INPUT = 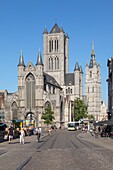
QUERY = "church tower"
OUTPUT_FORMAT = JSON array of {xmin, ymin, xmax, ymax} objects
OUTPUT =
[
  {"xmin": 43, "ymin": 23, "xmax": 69, "ymax": 86},
  {"xmin": 85, "ymin": 42, "xmax": 101, "ymax": 121}
]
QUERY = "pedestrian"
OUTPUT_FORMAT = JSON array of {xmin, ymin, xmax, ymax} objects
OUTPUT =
[
  {"xmin": 48, "ymin": 127, "xmax": 52, "ymax": 136},
  {"xmin": 20, "ymin": 128, "xmax": 25, "ymax": 144},
  {"xmin": 8, "ymin": 126, "xmax": 14, "ymax": 144},
  {"xmin": 36, "ymin": 127, "xmax": 42, "ymax": 142}
]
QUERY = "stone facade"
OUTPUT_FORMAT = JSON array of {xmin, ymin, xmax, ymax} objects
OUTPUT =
[
  {"xmin": 85, "ymin": 42, "xmax": 102, "ymax": 121},
  {"xmin": 107, "ymin": 57, "xmax": 113, "ymax": 120},
  {"xmin": 0, "ymin": 23, "xmax": 83, "ymax": 128},
  {"xmin": 1, "ymin": 24, "xmax": 107, "ymax": 126}
]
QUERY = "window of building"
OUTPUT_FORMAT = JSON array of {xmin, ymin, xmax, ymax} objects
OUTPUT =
[
  {"xmin": 90, "ymin": 71, "xmax": 92, "ymax": 78},
  {"xmin": 49, "ymin": 57, "xmax": 53, "ymax": 70},
  {"xmin": 26, "ymin": 73, "xmax": 35, "ymax": 109},
  {"xmin": 12, "ymin": 102, "xmax": 18, "ymax": 120},
  {"xmin": 53, "ymin": 87, "xmax": 55, "ymax": 94},
  {"xmin": 71, "ymin": 89, "xmax": 72, "ymax": 93},
  {"xmin": 57, "ymin": 57, "xmax": 59, "ymax": 69},
  {"xmin": 52, "ymin": 40, "xmax": 53, "ymax": 51},
  {"xmin": 55, "ymin": 57, "xmax": 59, "ymax": 70},
  {"xmin": 55, "ymin": 39, "xmax": 56, "ymax": 51},
  {"xmin": 57, "ymin": 39, "xmax": 58, "ymax": 51},
  {"xmin": 51, "ymin": 58, "xmax": 53, "ymax": 70},
  {"xmin": 88, "ymin": 87, "xmax": 89, "ymax": 93},
  {"xmin": 55, "ymin": 58, "xmax": 56, "ymax": 70},
  {"xmin": 49, "ymin": 40, "xmax": 51, "ymax": 52},
  {"xmin": 68, "ymin": 87, "xmax": 70, "ymax": 93},
  {"xmin": 49, "ymin": 58, "xmax": 51, "ymax": 70}
]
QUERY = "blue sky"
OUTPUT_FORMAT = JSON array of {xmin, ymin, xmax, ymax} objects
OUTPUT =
[{"xmin": 0, "ymin": 0, "xmax": 113, "ymax": 105}]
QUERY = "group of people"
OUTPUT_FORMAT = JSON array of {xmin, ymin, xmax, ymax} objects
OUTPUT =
[
  {"xmin": 4, "ymin": 126, "xmax": 25, "ymax": 144},
  {"xmin": 4, "ymin": 125, "xmax": 42, "ymax": 144}
]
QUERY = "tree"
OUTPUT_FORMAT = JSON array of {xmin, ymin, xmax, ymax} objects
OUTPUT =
[
  {"xmin": 74, "ymin": 98, "xmax": 88, "ymax": 121},
  {"xmin": 41, "ymin": 104, "xmax": 55, "ymax": 126},
  {"xmin": 87, "ymin": 114, "xmax": 95, "ymax": 120}
]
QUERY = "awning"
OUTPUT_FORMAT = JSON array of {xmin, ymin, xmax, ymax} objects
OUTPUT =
[
  {"xmin": 12, "ymin": 120, "xmax": 23, "ymax": 123},
  {"xmin": 94, "ymin": 120, "xmax": 113, "ymax": 126}
]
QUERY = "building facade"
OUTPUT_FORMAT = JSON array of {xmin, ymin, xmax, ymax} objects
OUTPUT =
[
  {"xmin": 0, "ymin": 23, "xmax": 107, "ymax": 126},
  {"xmin": 1, "ymin": 23, "xmax": 83, "ymax": 128},
  {"xmin": 107, "ymin": 57, "xmax": 113, "ymax": 120},
  {"xmin": 85, "ymin": 42, "xmax": 102, "ymax": 121}
]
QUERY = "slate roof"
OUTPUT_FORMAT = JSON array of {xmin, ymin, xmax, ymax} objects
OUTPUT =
[
  {"xmin": 36, "ymin": 51, "xmax": 43, "ymax": 65},
  {"xmin": 65, "ymin": 73, "xmax": 74, "ymax": 86},
  {"xmin": 44, "ymin": 72, "xmax": 61, "ymax": 88},
  {"xmin": 18, "ymin": 51, "xmax": 25, "ymax": 67},
  {"xmin": 50, "ymin": 23, "xmax": 60, "ymax": 33},
  {"xmin": 74, "ymin": 61, "xmax": 80, "ymax": 71}
]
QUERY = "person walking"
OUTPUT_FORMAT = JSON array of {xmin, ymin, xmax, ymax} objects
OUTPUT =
[
  {"xmin": 20, "ymin": 128, "xmax": 25, "ymax": 144},
  {"xmin": 36, "ymin": 127, "xmax": 42, "ymax": 142},
  {"xmin": 8, "ymin": 126, "xmax": 14, "ymax": 144}
]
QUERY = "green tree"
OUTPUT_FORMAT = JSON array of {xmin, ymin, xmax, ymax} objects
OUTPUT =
[
  {"xmin": 41, "ymin": 104, "xmax": 55, "ymax": 126},
  {"xmin": 87, "ymin": 114, "xmax": 95, "ymax": 120},
  {"xmin": 74, "ymin": 98, "xmax": 88, "ymax": 121}
]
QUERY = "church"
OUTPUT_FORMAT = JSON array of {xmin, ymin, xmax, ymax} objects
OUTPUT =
[{"xmin": 0, "ymin": 23, "xmax": 104, "ymax": 127}]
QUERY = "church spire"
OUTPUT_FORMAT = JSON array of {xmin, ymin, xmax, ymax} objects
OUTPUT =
[
  {"xmin": 74, "ymin": 61, "xmax": 80, "ymax": 71},
  {"xmin": 18, "ymin": 50, "xmax": 25, "ymax": 67},
  {"xmin": 36, "ymin": 50, "xmax": 43, "ymax": 66},
  {"xmin": 91, "ymin": 40, "xmax": 95, "ymax": 56},
  {"xmin": 89, "ymin": 41, "xmax": 96, "ymax": 68}
]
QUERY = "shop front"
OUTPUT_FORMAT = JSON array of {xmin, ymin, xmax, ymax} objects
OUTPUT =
[{"xmin": 12, "ymin": 119, "xmax": 23, "ymax": 129}]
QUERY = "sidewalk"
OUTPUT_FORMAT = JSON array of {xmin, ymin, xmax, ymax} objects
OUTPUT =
[
  {"xmin": 78, "ymin": 131, "xmax": 113, "ymax": 150},
  {"xmin": 0, "ymin": 131, "xmax": 49, "ymax": 170},
  {"xmin": 0, "ymin": 130, "xmax": 48, "ymax": 148}
]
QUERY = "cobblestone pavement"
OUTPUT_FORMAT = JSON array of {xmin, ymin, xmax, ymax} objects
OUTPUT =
[
  {"xmin": 0, "ymin": 131, "xmax": 48, "ymax": 170},
  {"xmin": 78, "ymin": 131, "xmax": 113, "ymax": 150},
  {"xmin": 0, "ymin": 130, "xmax": 113, "ymax": 170}
]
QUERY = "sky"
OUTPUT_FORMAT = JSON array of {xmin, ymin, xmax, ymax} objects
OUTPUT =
[{"xmin": 0, "ymin": 0, "xmax": 113, "ymax": 105}]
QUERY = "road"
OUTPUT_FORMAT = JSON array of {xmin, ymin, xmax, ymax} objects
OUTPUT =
[{"xmin": 0, "ymin": 130, "xmax": 113, "ymax": 170}]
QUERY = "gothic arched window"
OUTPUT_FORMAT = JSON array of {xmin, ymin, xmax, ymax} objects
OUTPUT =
[
  {"xmin": 90, "ymin": 71, "xmax": 92, "ymax": 78},
  {"xmin": 26, "ymin": 73, "xmax": 35, "ymax": 109},
  {"xmin": 55, "ymin": 58, "xmax": 56, "ymax": 70},
  {"xmin": 55, "ymin": 39, "xmax": 56, "ymax": 51},
  {"xmin": 49, "ymin": 58, "xmax": 51, "ymax": 70},
  {"xmin": 55, "ymin": 57, "xmax": 59, "ymax": 70},
  {"xmin": 49, "ymin": 40, "xmax": 51, "ymax": 52},
  {"xmin": 57, "ymin": 57, "xmax": 59, "ymax": 69},
  {"xmin": 52, "ymin": 40, "xmax": 53, "ymax": 51},
  {"xmin": 45, "ymin": 101, "xmax": 51, "ymax": 109},
  {"xmin": 51, "ymin": 58, "xmax": 53, "ymax": 70},
  {"xmin": 12, "ymin": 102, "xmax": 17, "ymax": 120},
  {"xmin": 57, "ymin": 39, "xmax": 58, "ymax": 51}
]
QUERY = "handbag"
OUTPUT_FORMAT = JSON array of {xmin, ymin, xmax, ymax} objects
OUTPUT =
[{"xmin": 4, "ymin": 135, "xmax": 8, "ymax": 140}]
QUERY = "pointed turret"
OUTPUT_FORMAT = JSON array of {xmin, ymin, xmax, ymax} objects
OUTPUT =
[
  {"xmin": 65, "ymin": 32, "xmax": 69, "ymax": 39},
  {"xmin": 89, "ymin": 41, "xmax": 97, "ymax": 68},
  {"xmin": 36, "ymin": 50, "xmax": 43, "ymax": 66},
  {"xmin": 74, "ymin": 61, "xmax": 80, "ymax": 71},
  {"xmin": 60, "ymin": 26, "xmax": 64, "ymax": 33},
  {"xmin": 43, "ymin": 26, "xmax": 48, "ymax": 34},
  {"xmin": 18, "ymin": 50, "xmax": 25, "ymax": 67},
  {"xmin": 80, "ymin": 65, "xmax": 83, "ymax": 74}
]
